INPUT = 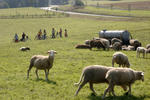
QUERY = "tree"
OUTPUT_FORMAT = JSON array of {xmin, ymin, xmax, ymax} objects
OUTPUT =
[{"xmin": 73, "ymin": 0, "xmax": 84, "ymax": 7}]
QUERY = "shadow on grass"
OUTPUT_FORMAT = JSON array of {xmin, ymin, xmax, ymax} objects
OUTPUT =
[
  {"xmin": 36, "ymin": 78, "xmax": 57, "ymax": 85},
  {"xmin": 87, "ymin": 93, "xmax": 150, "ymax": 100}
]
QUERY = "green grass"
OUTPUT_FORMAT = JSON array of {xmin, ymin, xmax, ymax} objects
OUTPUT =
[
  {"xmin": 82, "ymin": 0, "xmax": 150, "ymax": 5},
  {"xmin": 0, "ymin": 8, "xmax": 150, "ymax": 100},
  {"xmin": 59, "ymin": 5, "xmax": 150, "ymax": 18},
  {"xmin": 0, "ymin": 7, "xmax": 50, "ymax": 16}
]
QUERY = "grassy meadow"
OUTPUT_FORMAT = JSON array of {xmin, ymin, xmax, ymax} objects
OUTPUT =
[
  {"xmin": 0, "ymin": 7, "xmax": 150, "ymax": 100},
  {"xmin": 82, "ymin": 0, "xmax": 150, "ymax": 5}
]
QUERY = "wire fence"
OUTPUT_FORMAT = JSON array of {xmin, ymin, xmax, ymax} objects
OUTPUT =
[{"xmin": 0, "ymin": 12, "xmax": 70, "ymax": 19}]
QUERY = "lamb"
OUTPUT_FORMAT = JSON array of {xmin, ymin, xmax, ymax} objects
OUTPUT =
[
  {"xmin": 102, "ymin": 68, "xmax": 144, "ymax": 100},
  {"xmin": 75, "ymin": 44, "xmax": 91, "ymax": 50},
  {"xmin": 111, "ymin": 38, "xmax": 122, "ymax": 45},
  {"xmin": 112, "ymin": 52, "xmax": 130, "ymax": 67},
  {"xmin": 112, "ymin": 42, "xmax": 122, "ymax": 51},
  {"xmin": 130, "ymin": 39, "xmax": 142, "ymax": 50},
  {"xmin": 146, "ymin": 44, "xmax": 150, "ymax": 49},
  {"xmin": 27, "ymin": 50, "xmax": 57, "ymax": 81},
  {"xmin": 89, "ymin": 40, "xmax": 105, "ymax": 50},
  {"xmin": 74, "ymin": 65, "xmax": 127, "ymax": 96},
  {"xmin": 136, "ymin": 47, "xmax": 146, "ymax": 58},
  {"xmin": 20, "ymin": 47, "xmax": 30, "ymax": 51}
]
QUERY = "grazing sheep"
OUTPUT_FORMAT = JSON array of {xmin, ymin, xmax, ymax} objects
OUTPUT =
[
  {"xmin": 75, "ymin": 44, "xmax": 91, "ymax": 50},
  {"xmin": 102, "ymin": 68, "xmax": 144, "ymax": 99},
  {"xmin": 130, "ymin": 39, "xmax": 141, "ymax": 50},
  {"xmin": 89, "ymin": 40, "xmax": 105, "ymax": 50},
  {"xmin": 20, "ymin": 47, "xmax": 30, "ymax": 51},
  {"xmin": 146, "ymin": 44, "xmax": 150, "ymax": 49},
  {"xmin": 111, "ymin": 38, "xmax": 122, "ymax": 45},
  {"xmin": 136, "ymin": 47, "xmax": 146, "ymax": 58},
  {"xmin": 112, "ymin": 52, "xmax": 130, "ymax": 67},
  {"xmin": 27, "ymin": 50, "xmax": 57, "ymax": 81},
  {"xmin": 74, "ymin": 65, "xmax": 127, "ymax": 96},
  {"xmin": 74, "ymin": 65, "xmax": 113, "ymax": 96},
  {"xmin": 112, "ymin": 42, "xmax": 122, "ymax": 51}
]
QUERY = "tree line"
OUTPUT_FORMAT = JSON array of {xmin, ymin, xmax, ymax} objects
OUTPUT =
[{"xmin": 0, "ymin": 0, "xmax": 69, "ymax": 9}]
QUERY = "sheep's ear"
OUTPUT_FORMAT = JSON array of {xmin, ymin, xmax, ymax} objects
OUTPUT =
[
  {"xmin": 54, "ymin": 51, "xmax": 57, "ymax": 54},
  {"xmin": 141, "ymin": 72, "xmax": 144, "ymax": 76}
]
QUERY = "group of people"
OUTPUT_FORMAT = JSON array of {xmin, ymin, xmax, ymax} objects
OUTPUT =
[
  {"xmin": 14, "ymin": 32, "xmax": 29, "ymax": 42},
  {"xmin": 13, "ymin": 28, "xmax": 68, "ymax": 42},
  {"xmin": 36, "ymin": 28, "xmax": 68, "ymax": 40}
]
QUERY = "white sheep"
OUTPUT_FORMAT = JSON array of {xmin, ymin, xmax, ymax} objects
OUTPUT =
[
  {"xmin": 136, "ymin": 47, "xmax": 146, "ymax": 58},
  {"xmin": 112, "ymin": 52, "xmax": 130, "ymax": 67},
  {"xmin": 74, "ymin": 65, "xmax": 126, "ymax": 96},
  {"xmin": 102, "ymin": 68, "xmax": 144, "ymax": 99},
  {"xmin": 27, "ymin": 50, "xmax": 57, "ymax": 81}
]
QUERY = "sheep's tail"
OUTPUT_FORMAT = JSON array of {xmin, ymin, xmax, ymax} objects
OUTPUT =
[{"xmin": 74, "ymin": 71, "xmax": 84, "ymax": 86}]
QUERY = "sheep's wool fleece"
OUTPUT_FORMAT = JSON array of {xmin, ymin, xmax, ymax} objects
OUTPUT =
[{"xmin": 106, "ymin": 68, "xmax": 136, "ymax": 85}]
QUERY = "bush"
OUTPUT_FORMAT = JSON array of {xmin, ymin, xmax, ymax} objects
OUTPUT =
[{"xmin": 73, "ymin": 0, "xmax": 84, "ymax": 7}]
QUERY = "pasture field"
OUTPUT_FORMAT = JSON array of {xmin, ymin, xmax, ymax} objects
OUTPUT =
[
  {"xmin": 0, "ymin": 8, "xmax": 150, "ymax": 100},
  {"xmin": 82, "ymin": 0, "xmax": 150, "ymax": 5},
  {"xmin": 59, "ymin": 5, "xmax": 150, "ymax": 18}
]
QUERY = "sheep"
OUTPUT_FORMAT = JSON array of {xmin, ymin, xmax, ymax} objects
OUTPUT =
[
  {"xmin": 112, "ymin": 42, "xmax": 122, "ymax": 51},
  {"xmin": 100, "ymin": 38, "xmax": 110, "ymax": 51},
  {"xmin": 74, "ymin": 65, "xmax": 127, "ymax": 96},
  {"xmin": 130, "ymin": 39, "xmax": 141, "ymax": 50},
  {"xmin": 146, "ymin": 44, "xmax": 150, "ymax": 49},
  {"xmin": 20, "ymin": 47, "xmax": 30, "ymax": 51},
  {"xmin": 112, "ymin": 52, "xmax": 130, "ymax": 67},
  {"xmin": 111, "ymin": 38, "xmax": 122, "ymax": 45},
  {"xmin": 74, "ymin": 65, "xmax": 113, "ymax": 96},
  {"xmin": 93, "ymin": 37, "xmax": 110, "ymax": 50},
  {"xmin": 122, "ymin": 45, "xmax": 135, "ymax": 51},
  {"xmin": 136, "ymin": 47, "xmax": 146, "ymax": 58},
  {"xmin": 27, "ymin": 50, "xmax": 57, "ymax": 81},
  {"xmin": 102, "ymin": 68, "xmax": 144, "ymax": 100},
  {"xmin": 75, "ymin": 44, "xmax": 91, "ymax": 50},
  {"xmin": 85, "ymin": 40, "xmax": 90, "ymax": 45},
  {"xmin": 89, "ymin": 40, "xmax": 105, "ymax": 50}
]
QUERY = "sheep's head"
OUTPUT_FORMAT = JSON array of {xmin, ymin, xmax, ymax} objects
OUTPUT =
[
  {"xmin": 126, "ymin": 62, "xmax": 130, "ymax": 68},
  {"xmin": 48, "ymin": 50, "xmax": 57, "ymax": 57},
  {"xmin": 136, "ymin": 71, "xmax": 144, "ymax": 82}
]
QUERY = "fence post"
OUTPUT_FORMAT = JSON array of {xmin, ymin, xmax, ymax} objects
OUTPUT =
[
  {"xmin": 128, "ymin": 4, "xmax": 131, "ymax": 11},
  {"xmin": 110, "ymin": 4, "xmax": 113, "ymax": 10}
]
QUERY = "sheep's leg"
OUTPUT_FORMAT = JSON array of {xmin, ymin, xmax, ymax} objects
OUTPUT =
[
  {"xmin": 27, "ymin": 64, "xmax": 33, "ymax": 79},
  {"xmin": 111, "ymin": 85, "xmax": 116, "ymax": 96},
  {"xmin": 75, "ymin": 80, "xmax": 87, "ymax": 96},
  {"xmin": 35, "ymin": 69, "xmax": 39, "ymax": 79},
  {"xmin": 127, "ymin": 84, "xmax": 131, "ymax": 95},
  {"xmin": 89, "ymin": 82, "xmax": 97, "ymax": 95},
  {"xmin": 112, "ymin": 58, "xmax": 114, "ymax": 67},
  {"xmin": 44, "ymin": 69, "xmax": 49, "ymax": 81},
  {"xmin": 102, "ymin": 83, "xmax": 113, "ymax": 100}
]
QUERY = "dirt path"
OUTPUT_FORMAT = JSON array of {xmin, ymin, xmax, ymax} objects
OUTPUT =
[{"xmin": 41, "ymin": 5, "xmax": 130, "ymax": 18}]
